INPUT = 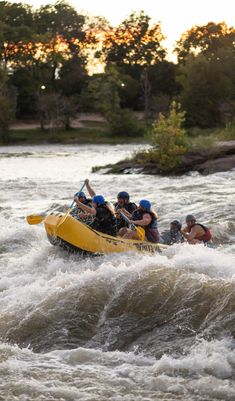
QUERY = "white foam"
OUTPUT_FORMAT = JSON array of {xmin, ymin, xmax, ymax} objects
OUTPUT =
[
  {"xmin": 1, "ymin": 337, "xmax": 234, "ymax": 400},
  {"xmin": 163, "ymin": 243, "xmax": 235, "ymax": 279}
]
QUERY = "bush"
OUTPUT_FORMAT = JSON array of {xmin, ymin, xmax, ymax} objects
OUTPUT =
[
  {"xmin": 108, "ymin": 109, "xmax": 146, "ymax": 137},
  {"xmin": 147, "ymin": 101, "xmax": 189, "ymax": 170}
]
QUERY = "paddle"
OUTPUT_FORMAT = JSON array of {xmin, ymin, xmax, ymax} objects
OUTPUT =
[
  {"xmin": 26, "ymin": 183, "xmax": 86, "ymax": 226},
  {"xmin": 119, "ymin": 210, "xmax": 145, "ymax": 241},
  {"xmin": 55, "ymin": 183, "xmax": 86, "ymax": 230},
  {"xmin": 26, "ymin": 212, "xmax": 47, "ymax": 225}
]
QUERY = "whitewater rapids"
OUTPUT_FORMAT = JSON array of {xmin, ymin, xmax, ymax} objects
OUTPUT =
[{"xmin": 0, "ymin": 144, "xmax": 235, "ymax": 401}]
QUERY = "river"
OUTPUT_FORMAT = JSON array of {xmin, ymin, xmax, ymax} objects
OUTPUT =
[{"xmin": 0, "ymin": 144, "xmax": 235, "ymax": 401}]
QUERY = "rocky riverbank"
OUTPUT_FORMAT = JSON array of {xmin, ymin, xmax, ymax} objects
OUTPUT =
[{"xmin": 93, "ymin": 141, "xmax": 235, "ymax": 175}]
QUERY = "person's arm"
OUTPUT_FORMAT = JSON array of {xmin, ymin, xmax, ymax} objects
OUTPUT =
[
  {"xmin": 129, "ymin": 213, "xmax": 151, "ymax": 227},
  {"xmin": 117, "ymin": 208, "xmax": 132, "ymax": 218},
  {"xmin": 84, "ymin": 179, "xmax": 96, "ymax": 197},
  {"xmin": 181, "ymin": 226, "xmax": 197, "ymax": 241},
  {"xmin": 74, "ymin": 199, "xmax": 96, "ymax": 215}
]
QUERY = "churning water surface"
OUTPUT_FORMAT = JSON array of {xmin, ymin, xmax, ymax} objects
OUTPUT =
[{"xmin": 0, "ymin": 144, "xmax": 235, "ymax": 401}]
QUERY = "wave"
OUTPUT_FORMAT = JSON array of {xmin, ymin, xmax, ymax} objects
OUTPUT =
[
  {"xmin": 0, "ymin": 244, "xmax": 234, "ymax": 354},
  {"xmin": 0, "ymin": 337, "xmax": 234, "ymax": 401}
]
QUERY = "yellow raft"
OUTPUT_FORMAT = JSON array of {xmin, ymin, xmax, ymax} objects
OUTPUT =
[{"xmin": 44, "ymin": 212, "xmax": 167, "ymax": 255}]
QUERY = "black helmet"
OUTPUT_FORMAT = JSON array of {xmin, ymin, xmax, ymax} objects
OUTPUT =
[
  {"xmin": 117, "ymin": 191, "xmax": 130, "ymax": 200},
  {"xmin": 186, "ymin": 214, "xmax": 196, "ymax": 222},
  {"xmin": 171, "ymin": 220, "xmax": 182, "ymax": 230}
]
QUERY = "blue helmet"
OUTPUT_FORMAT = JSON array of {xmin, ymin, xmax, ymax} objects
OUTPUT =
[
  {"xmin": 139, "ymin": 199, "xmax": 151, "ymax": 211},
  {"xmin": 92, "ymin": 195, "xmax": 105, "ymax": 205},
  {"xmin": 117, "ymin": 191, "xmax": 130, "ymax": 200},
  {"xmin": 75, "ymin": 191, "xmax": 86, "ymax": 198}
]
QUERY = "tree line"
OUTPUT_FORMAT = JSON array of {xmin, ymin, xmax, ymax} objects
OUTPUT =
[{"xmin": 0, "ymin": 0, "xmax": 235, "ymax": 141}]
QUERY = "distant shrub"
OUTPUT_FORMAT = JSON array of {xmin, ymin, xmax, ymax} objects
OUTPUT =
[
  {"xmin": 108, "ymin": 109, "xmax": 146, "ymax": 137},
  {"xmin": 188, "ymin": 120, "xmax": 235, "ymax": 144},
  {"xmin": 190, "ymin": 135, "xmax": 216, "ymax": 152},
  {"xmin": 224, "ymin": 120, "xmax": 235, "ymax": 140},
  {"xmin": 146, "ymin": 101, "xmax": 189, "ymax": 171}
]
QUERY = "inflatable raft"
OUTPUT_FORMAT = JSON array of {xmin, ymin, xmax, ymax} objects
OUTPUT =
[{"xmin": 44, "ymin": 212, "xmax": 167, "ymax": 255}]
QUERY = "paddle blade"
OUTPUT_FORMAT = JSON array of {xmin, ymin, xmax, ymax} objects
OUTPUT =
[{"xmin": 26, "ymin": 214, "xmax": 46, "ymax": 225}]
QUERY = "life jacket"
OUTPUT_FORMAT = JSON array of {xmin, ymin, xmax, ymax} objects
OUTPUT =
[
  {"xmin": 192, "ymin": 223, "xmax": 212, "ymax": 243},
  {"xmin": 132, "ymin": 209, "xmax": 159, "ymax": 243},
  {"xmin": 84, "ymin": 198, "xmax": 92, "ymax": 206},
  {"xmin": 90, "ymin": 203, "xmax": 117, "ymax": 237},
  {"xmin": 115, "ymin": 202, "xmax": 137, "ymax": 229},
  {"xmin": 71, "ymin": 199, "xmax": 92, "ymax": 217},
  {"xmin": 115, "ymin": 202, "xmax": 137, "ymax": 213}
]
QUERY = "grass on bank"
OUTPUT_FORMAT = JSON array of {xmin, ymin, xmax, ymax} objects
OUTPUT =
[
  {"xmin": 1, "ymin": 119, "xmax": 235, "ymax": 148},
  {"xmin": 188, "ymin": 125, "xmax": 235, "ymax": 151},
  {"xmin": 1, "ymin": 122, "xmax": 147, "ymax": 145}
]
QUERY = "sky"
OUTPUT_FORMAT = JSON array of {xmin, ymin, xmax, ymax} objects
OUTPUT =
[{"xmin": 11, "ymin": 0, "xmax": 235, "ymax": 59}]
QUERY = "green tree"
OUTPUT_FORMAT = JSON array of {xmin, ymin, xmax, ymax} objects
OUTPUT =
[
  {"xmin": 9, "ymin": 68, "xmax": 39, "ymax": 117},
  {"xmin": 82, "ymin": 65, "xmax": 122, "ymax": 115},
  {"xmin": 34, "ymin": 0, "xmax": 85, "ymax": 44},
  {"xmin": 175, "ymin": 22, "xmax": 235, "ymax": 126},
  {"xmin": 37, "ymin": 92, "xmax": 77, "ymax": 131},
  {"xmin": 0, "ymin": 93, "xmax": 16, "ymax": 142},
  {"xmin": 108, "ymin": 108, "xmax": 146, "ymax": 137},
  {"xmin": 147, "ymin": 61, "xmax": 181, "ymax": 97},
  {"xmin": 80, "ymin": 69, "xmax": 139, "ymax": 113},
  {"xmin": 100, "ymin": 61, "xmax": 179, "ymax": 114},
  {"xmin": 102, "ymin": 11, "xmax": 166, "ymax": 66},
  {"xmin": 34, "ymin": 0, "xmax": 87, "ymax": 80},
  {"xmin": 58, "ymin": 56, "xmax": 88, "ymax": 97},
  {"xmin": 0, "ymin": 68, "xmax": 16, "ymax": 142},
  {"xmin": 0, "ymin": 1, "xmax": 34, "ymax": 67},
  {"xmin": 148, "ymin": 102, "xmax": 188, "ymax": 171},
  {"xmin": 175, "ymin": 22, "xmax": 235, "ymax": 63},
  {"xmin": 97, "ymin": 12, "xmax": 172, "ymax": 114},
  {"xmin": 0, "ymin": 1, "xmax": 88, "ymax": 117},
  {"xmin": 177, "ymin": 52, "xmax": 235, "ymax": 127}
]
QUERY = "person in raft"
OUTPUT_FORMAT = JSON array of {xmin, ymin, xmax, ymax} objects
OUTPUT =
[
  {"xmin": 70, "ymin": 191, "xmax": 92, "ymax": 219},
  {"xmin": 84, "ymin": 178, "xmax": 137, "ymax": 230},
  {"xmin": 74, "ymin": 194, "xmax": 117, "ymax": 237},
  {"xmin": 181, "ymin": 214, "xmax": 212, "ymax": 244},
  {"xmin": 161, "ymin": 220, "xmax": 184, "ymax": 245},
  {"xmin": 84, "ymin": 178, "xmax": 96, "ymax": 197},
  {"xmin": 114, "ymin": 191, "xmax": 137, "ymax": 230},
  {"xmin": 119, "ymin": 199, "xmax": 160, "ymax": 243}
]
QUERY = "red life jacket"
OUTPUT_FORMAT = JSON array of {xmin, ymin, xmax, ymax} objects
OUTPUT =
[{"xmin": 193, "ymin": 223, "xmax": 212, "ymax": 243}]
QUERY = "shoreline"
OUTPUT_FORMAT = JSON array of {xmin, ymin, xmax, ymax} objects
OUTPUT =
[
  {"xmin": 92, "ymin": 141, "xmax": 235, "ymax": 175},
  {"xmin": 1, "ymin": 119, "xmax": 235, "ymax": 175},
  {"xmin": 0, "ymin": 114, "xmax": 147, "ymax": 146},
  {"xmin": 0, "ymin": 128, "xmax": 147, "ymax": 146}
]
